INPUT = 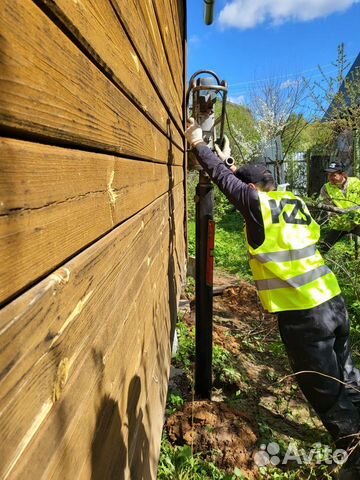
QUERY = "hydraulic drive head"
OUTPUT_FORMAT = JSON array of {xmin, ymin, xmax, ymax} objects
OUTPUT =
[{"xmin": 186, "ymin": 70, "xmax": 228, "ymax": 170}]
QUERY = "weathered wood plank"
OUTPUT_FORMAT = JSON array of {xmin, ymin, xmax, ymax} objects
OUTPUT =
[
  {"xmin": 150, "ymin": 0, "xmax": 184, "ymax": 104},
  {"xmin": 139, "ymin": 0, "xmax": 184, "ymax": 105},
  {"xmin": 45, "ymin": 252, "xmax": 176, "ymax": 480},
  {"xmin": 0, "ymin": 183, "xmax": 183, "ymax": 415},
  {"xmin": 0, "ymin": 138, "xmax": 184, "ymax": 304},
  {"xmin": 0, "ymin": 0, "xmax": 182, "ymax": 161},
  {"xmin": 169, "ymin": 0, "xmax": 185, "ymax": 61},
  {"xmin": 0, "ymin": 186, "xmax": 184, "ymax": 479},
  {"xmin": 36, "ymin": 0, "xmax": 183, "ymax": 148},
  {"xmin": 171, "ymin": 0, "xmax": 185, "ymax": 54},
  {"xmin": 110, "ymin": 0, "xmax": 183, "ymax": 121},
  {"xmin": 15, "ymin": 237, "xmax": 177, "ymax": 480}
]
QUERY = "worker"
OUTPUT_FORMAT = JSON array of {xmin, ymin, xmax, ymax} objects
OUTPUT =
[
  {"xmin": 185, "ymin": 119, "xmax": 360, "ymax": 479},
  {"xmin": 319, "ymin": 162, "xmax": 360, "ymax": 253}
]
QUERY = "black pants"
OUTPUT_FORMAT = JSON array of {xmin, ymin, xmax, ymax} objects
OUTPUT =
[
  {"xmin": 278, "ymin": 295, "xmax": 360, "ymax": 447},
  {"xmin": 319, "ymin": 226, "xmax": 360, "ymax": 254}
]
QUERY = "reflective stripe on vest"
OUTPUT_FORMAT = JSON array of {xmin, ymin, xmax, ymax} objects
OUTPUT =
[
  {"xmin": 255, "ymin": 265, "xmax": 332, "ymax": 290},
  {"xmin": 247, "ymin": 191, "xmax": 341, "ymax": 313},
  {"xmin": 249, "ymin": 244, "xmax": 317, "ymax": 264}
]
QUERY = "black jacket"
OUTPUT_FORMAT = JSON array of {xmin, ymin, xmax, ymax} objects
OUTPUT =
[{"xmin": 193, "ymin": 144, "xmax": 265, "ymax": 249}]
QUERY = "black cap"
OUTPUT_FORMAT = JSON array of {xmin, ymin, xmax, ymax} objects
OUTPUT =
[
  {"xmin": 236, "ymin": 164, "xmax": 274, "ymax": 184},
  {"xmin": 324, "ymin": 162, "xmax": 346, "ymax": 173}
]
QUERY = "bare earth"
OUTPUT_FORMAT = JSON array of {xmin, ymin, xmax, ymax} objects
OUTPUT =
[{"xmin": 165, "ymin": 272, "xmax": 330, "ymax": 479}]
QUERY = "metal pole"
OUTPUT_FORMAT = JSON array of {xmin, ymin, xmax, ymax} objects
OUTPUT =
[
  {"xmin": 195, "ymin": 171, "xmax": 214, "ymax": 399},
  {"xmin": 204, "ymin": 0, "xmax": 216, "ymax": 25}
]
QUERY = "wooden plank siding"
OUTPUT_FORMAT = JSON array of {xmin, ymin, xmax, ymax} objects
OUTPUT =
[
  {"xmin": 0, "ymin": 0, "xmax": 184, "ymax": 160},
  {"xmin": 0, "ymin": 138, "xmax": 183, "ymax": 304},
  {"xmin": 33, "ymin": 0, "xmax": 183, "ymax": 149},
  {"xmin": 0, "ymin": 0, "xmax": 186, "ymax": 478},
  {"xmin": 0, "ymin": 187, "xmax": 185, "ymax": 479}
]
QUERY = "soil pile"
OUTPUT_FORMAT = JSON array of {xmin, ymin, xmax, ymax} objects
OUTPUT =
[{"xmin": 165, "ymin": 275, "xmax": 328, "ymax": 479}]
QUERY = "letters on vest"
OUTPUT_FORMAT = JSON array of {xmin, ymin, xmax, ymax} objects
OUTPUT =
[{"xmin": 268, "ymin": 198, "xmax": 312, "ymax": 225}]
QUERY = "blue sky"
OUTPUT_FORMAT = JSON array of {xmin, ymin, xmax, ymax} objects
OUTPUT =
[{"xmin": 187, "ymin": 0, "xmax": 360, "ymax": 105}]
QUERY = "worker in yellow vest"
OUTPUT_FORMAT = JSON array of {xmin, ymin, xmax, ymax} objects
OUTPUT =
[
  {"xmin": 319, "ymin": 162, "xmax": 360, "ymax": 253},
  {"xmin": 185, "ymin": 119, "xmax": 360, "ymax": 479}
]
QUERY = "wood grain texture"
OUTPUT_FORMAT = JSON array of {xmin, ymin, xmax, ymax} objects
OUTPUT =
[
  {"xmin": 1, "ymin": 0, "xmax": 187, "ymax": 477},
  {"xmin": 110, "ymin": 0, "xmax": 184, "ymax": 122},
  {"xmin": 36, "ymin": 0, "xmax": 183, "ymax": 148},
  {"xmin": 152, "ymin": 0, "xmax": 184, "ymax": 94},
  {"xmin": 0, "ymin": 0, "xmax": 182, "ymax": 161},
  {"xmin": 0, "ymin": 138, "xmax": 184, "ymax": 304},
  {"xmin": 0, "ymin": 185, "xmax": 185, "ymax": 479}
]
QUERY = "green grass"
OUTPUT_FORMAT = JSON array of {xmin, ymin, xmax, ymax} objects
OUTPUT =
[
  {"xmin": 187, "ymin": 211, "xmax": 252, "ymax": 281},
  {"xmin": 158, "ymin": 438, "xmax": 246, "ymax": 480}
]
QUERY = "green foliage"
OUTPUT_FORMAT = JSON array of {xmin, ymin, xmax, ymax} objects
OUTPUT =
[
  {"xmin": 187, "ymin": 220, "xmax": 196, "ymax": 258},
  {"xmin": 187, "ymin": 209, "xmax": 252, "ymax": 281},
  {"xmin": 301, "ymin": 121, "xmax": 335, "ymax": 156},
  {"xmin": 174, "ymin": 319, "xmax": 195, "ymax": 373},
  {"xmin": 166, "ymin": 391, "xmax": 185, "ymax": 416},
  {"xmin": 223, "ymin": 102, "xmax": 259, "ymax": 164},
  {"xmin": 323, "ymin": 238, "xmax": 360, "ymax": 306},
  {"xmin": 158, "ymin": 436, "xmax": 246, "ymax": 480},
  {"xmin": 268, "ymin": 340, "xmax": 287, "ymax": 360},
  {"xmin": 213, "ymin": 345, "xmax": 242, "ymax": 386},
  {"xmin": 214, "ymin": 209, "xmax": 252, "ymax": 280},
  {"xmin": 327, "ymin": 209, "xmax": 360, "ymax": 231},
  {"xmin": 258, "ymin": 465, "xmax": 333, "ymax": 480},
  {"xmin": 281, "ymin": 114, "xmax": 308, "ymax": 159},
  {"xmin": 306, "ymin": 43, "xmax": 360, "ymax": 133},
  {"xmin": 185, "ymin": 276, "xmax": 195, "ymax": 296}
]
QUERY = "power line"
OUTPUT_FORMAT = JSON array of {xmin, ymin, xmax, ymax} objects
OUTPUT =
[{"xmin": 228, "ymin": 53, "xmax": 358, "ymax": 89}]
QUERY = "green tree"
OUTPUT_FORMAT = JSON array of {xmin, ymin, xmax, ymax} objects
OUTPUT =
[{"xmin": 305, "ymin": 43, "xmax": 360, "ymax": 160}]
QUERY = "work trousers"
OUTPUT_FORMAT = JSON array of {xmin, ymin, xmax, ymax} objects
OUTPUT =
[{"xmin": 277, "ymin": 295, "xmax": 360, "ymax": 448}]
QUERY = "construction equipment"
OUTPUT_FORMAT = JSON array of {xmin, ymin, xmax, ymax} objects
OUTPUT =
[{"xmin": 186, "ymin": 70, "xmax": 228, "ymax": 399}]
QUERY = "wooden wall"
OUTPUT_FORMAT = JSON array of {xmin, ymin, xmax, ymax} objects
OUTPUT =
[{"xmin": 0, "ymin": 0, "xmax": 186, "ymax": 478}]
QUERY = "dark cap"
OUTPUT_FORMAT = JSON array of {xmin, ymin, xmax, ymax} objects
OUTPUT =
[
  {"xmin": 324, "ymin": 162, "xmax": 346, "ymax": 173},
  {"xmin": 235, "ymin": 164, "xmax": 274, "ymax": 184}
]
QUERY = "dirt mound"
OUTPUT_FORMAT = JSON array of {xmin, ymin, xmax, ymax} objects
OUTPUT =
[
  {"xmin": 219, "ymin": 282, "xmax": 275, "ymax": 325},
  {"xmin": 167, "ymin": 400, "xmax": 258, "ymax": 479},
  {"xmin": 166, "ymin": 275, "xmax": 329, "ymax": 479}
]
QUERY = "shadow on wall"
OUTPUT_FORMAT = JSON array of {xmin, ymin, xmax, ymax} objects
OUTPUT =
[
  {"xmin": 91, "ymin": 377, "xmax": 153, "ymax": 479},
  {"xmin": 91, "ymin": 395, "xmax": 127, "ymax": 480},
  {"xmin": 127, "ymin": 375, "xmax": 151, "ymax": 480}
]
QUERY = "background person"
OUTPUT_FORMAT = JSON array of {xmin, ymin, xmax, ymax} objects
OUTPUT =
[
  {"xmin": 319, "ymin": 162, "xmax": 360, "ymax": 253},
  {"xmin": 185, "ymin": 119, "xmax": 360, "ymax": 479}
]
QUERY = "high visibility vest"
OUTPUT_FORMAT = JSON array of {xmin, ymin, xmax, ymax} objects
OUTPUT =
[
  {"xmin": 325, "ymin": 178, "xmax": 360, "ymax": 230},
  {"xmin": 247, "ymin": 191, "xmax": 341, "ymax": 313},
  {"xmin": 325, "ymin": 177, "xmax": 360, "ymax": 209}
]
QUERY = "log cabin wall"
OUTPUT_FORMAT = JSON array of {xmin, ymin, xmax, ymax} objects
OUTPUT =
[{"xmin": 0, "ymin": 0, "xmax": 186, "ymax": 478}]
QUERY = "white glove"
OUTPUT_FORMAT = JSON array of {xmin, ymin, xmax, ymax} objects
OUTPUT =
[
  {"xmin": 185, "ymin": 118, "xmax": 204, "ymax": 147},
  {"xmin": 214, "ymin": 135, "xmax": 231, "ymax": 162}
]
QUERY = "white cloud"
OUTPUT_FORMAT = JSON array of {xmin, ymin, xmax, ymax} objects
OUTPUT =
[
  {"xmin": 189, "ymin": 35, "xmax": 201, "ymax": 45},
  {"xmin": 228, "ymin": 95, "xmax": 245, "ymax": 104},
  {"xmin": 280, "ymin": 79, "xmax": 301, "ymax": 89},
  {"xmin": 219, "ymin": 0, "xmax": 359, "ymax": 29}
]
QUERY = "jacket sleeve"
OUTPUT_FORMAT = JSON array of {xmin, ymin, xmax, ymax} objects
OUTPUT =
[
  {"xmin": 191, "ymin": 144, "xmax": 266, "ymax": 249},
  {"xmin": 192, "ymin": 144, "xmax": 255, "ymax": 216}
]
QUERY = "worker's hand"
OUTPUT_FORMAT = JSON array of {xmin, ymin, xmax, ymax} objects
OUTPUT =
[
  {"xmin": 185, "ymin": 118, "xmax": 204, "ymax": 147},
  {"xmin": 214, "ymin": 135, "xmax": 235, "ymax": 169},
  {"xmin": 214, "ymin": 135, "xmax": 231, "ymax": 161}
]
